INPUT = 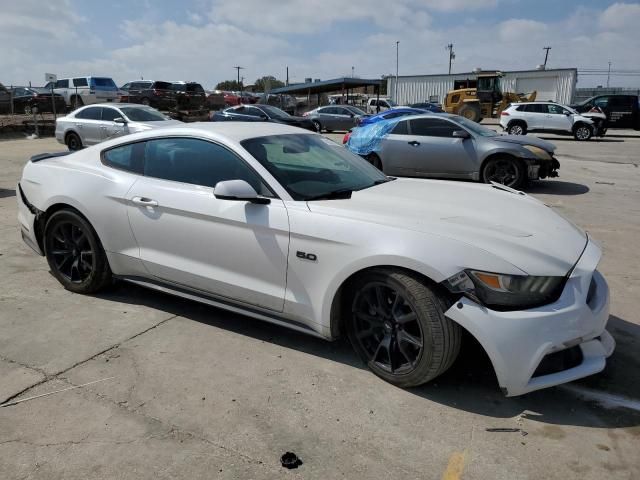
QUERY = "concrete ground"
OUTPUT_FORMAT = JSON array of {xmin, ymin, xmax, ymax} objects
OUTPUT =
[{"xmin": 0, "ymin": 131, "xmax": 639, "ymax": 480}]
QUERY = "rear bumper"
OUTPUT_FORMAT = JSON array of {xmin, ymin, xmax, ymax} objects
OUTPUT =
[{"xmin": 445, "ymin": 238, "xmax": 614, "ymax": 396}]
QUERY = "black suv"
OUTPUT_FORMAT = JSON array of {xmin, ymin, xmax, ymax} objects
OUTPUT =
[
  {"xmin": 572, "ymin": 95, "xmax": 640, "ymax": 130},
  {"xmin": 0, "ymin": 83, "xmax": 12, "ymax": 113},
  {"xmin": 170, "ymin": 82, "xmax": 207, "ymax": 111},
  {"xmin": 120, "ymin": 80, "xmax": 176, "ymax": 110}
]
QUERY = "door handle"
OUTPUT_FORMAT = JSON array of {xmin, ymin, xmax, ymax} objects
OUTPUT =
[
  {"xmin": 132, "ymin": 196, "xmax": 158, "ymax": 207},
  {"xmin": 75, "ymin": 123, "xmax": 83, "ymax": 128},
  {"xmin": 408, "ymin": 141, "xmax": 420, "ymax": 147}
]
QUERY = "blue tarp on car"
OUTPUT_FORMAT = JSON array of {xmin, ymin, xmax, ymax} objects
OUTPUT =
[{"xmin": 345, "ymin": 117, "xmax": 403, "ymax": 156}]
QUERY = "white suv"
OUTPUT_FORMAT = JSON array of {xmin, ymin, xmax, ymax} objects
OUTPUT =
[
  {"xmin": 44, "ymin": 76, "xmax": 119, "ymax": 109},
  {"xmin": 500, "ymin": 102, "xmax": 594, "ymax": 141},
  {"xmin": 366, "ymin": 97, "xmax": 400, "ymax": 114}
]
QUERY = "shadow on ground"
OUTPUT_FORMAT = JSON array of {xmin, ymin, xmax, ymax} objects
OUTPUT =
[
  {"xmin": 526, "ymin": 180, "xmax": 590, "ymax": 196},
  {"xmin": 540, "ymin": 137, "xmax": 625, "ymax": 143},
  {"xmin": 94, "ymin": 281, "xmax": 640, "ymax": 431}
]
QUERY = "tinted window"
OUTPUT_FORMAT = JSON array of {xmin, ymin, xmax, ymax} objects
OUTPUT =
[
  {"xmin": 120, "ymin": 107, "xmax": 167, "ymax": 122},
  {"xmin": 73, "ymin": 78, "xmax": 88, "ymax": 87},
  {"xmin": 410, "ymin": 118, "xmax": 457, "ymax": 137},
  {"xmin": 593, "ymin": 97, "xmax": 609, "ymax": 108},
  {"xmin": 185, "ymin": 83, "xmax": 204, "ymax": 93},
  {"xmin": 75, "ymin": 107, "xmax": 102, "ymax": 120},
  {"xmin": 91, "ymin": 78, "xmax": 117, "ymax": 89},
  {"xmin": 102, "ymin": 142, "xmax": 144, "ymax": 173},
  {"xmin": 152, "ymin": 81, "xmax": 172, "ymax": 90},
  {"xmin": 391, "ymin": 120, "xmax": 409, "ymax": 135},
  {"xmin": 546, "ymin": 104, "xmax": 568, "ymax": 115},
  {"xmin": 102, "ymin": 108, "xmax": 121, "ymax": 121},
  {"xmin": 143, "ymin": 138, "xmax": 271, "ymax": 194},
  {"xmin": 608, "ymin": 96, "xmax": 632, "ymax": 108},
  {"xmin": 120, "ymin": 83, "xmax": 131, "ymax": 90},
  {"xmin": 525, "ymin": 104, "xmax": 545, "ymax": 113},
  {"xmin": 335, "ymin": 108, "xmax": 351, "ymax": 116},
  {"xmin": 55, "ymin": 79, "xmax": 69, "ymax": 88},
  {"xmin": 242, "ymin": 107, "xmax": 264, "ymax": 117},
  {"xmin": 131, "ymin": 81, "xmax": 152, "ymax": 89}
]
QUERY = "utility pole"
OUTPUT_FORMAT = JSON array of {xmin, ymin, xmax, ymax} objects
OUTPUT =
[
  {"xmin": 233, "ymin": 66, "xmax": 244, "ymax": 90},
  {"xmin": 286, "ymin": 66, "xmax": 289, "ymax": 86},
  {"xmin": 395, "ymin": 41, "xmax": 399, "ymax": 103},
  {"xmin": 446, "ymin": 43, "xmax": 455, "ymax": 75},
  {"xmin": 543, "ymin": 46, "xmax": 551, "ymax": 68},
  {"xmin": 607, "ymin": 61, "xmax": 612, "ymax": 88},
  {"xmin": 352, "ymin": 66, "xmax": 355, "ymax": 78}
]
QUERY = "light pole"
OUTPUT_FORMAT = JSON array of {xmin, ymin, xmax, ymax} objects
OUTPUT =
[
  {"xmin": 607, "ymin": 61, "xmax": 612, "ymax": 88},
  {"xmin": 446, "ymin": 44, "xmax": 455, "ymax": 75},
  {"xmin": 395, "ymin": 41, "xmax": 399, "ymax": 103},
  {"xmin": 543, "ymin": 46, "xmax": 551, "ymax": 68}
]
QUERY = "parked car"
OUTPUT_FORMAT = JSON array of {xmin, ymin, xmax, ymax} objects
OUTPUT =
[
  {"xmin": 571, "ymin": 94, "xmax": 640, "ymax": 130},
  {"xmin": 258, "ymin": 93, "xmax": 298, "ymax": 115},
  {"xmin": 18, "ymin": 122, "xmax": 614, "ymax": 397},
  {"xmin": 205, "ymin": 90, "xmax": 226, "ymax": 111},
  {"xmin": 222, "ymin": 91, "xmax": 241, "ymax": 106},
  {"xmin": 366, "ymin": 97, "xmax": 399, "ymax": 114},
  {"xmin": 500, "ymin": 102, "xmax": 595, "ymax": 140},
  {"xmin": 8, "ymin": 87, "xmax": 66, "ymax": 114},
  {"xmin": 211, "ymin": 104, "xmax": 317, "ymax": 131},
  {"xmin": 409, "ymin": 102, "xmax": 444, "ymax": 112},
  {"xmin": 55, "ymin": 103, "xmax": 181, "ymax": 150},
  {"xmin": 357, "ymin": 107, "xmax": 430, "ymax": 127},
  {"xmin": 346, "ymin": 113, "xmax": 559, "ymax": 189},
  {"xmin": 170, "ymin": 82, "xmax": 207, "ymax": 111},
  {"xmin": 44, "ymin": 76, "xmax": 119, "ymax": 108},
  {"xmin": 119, "ymin": 81, "xmax": 177, "ymax": 110},
  {"xmin": 0, "ymin": 82, "xmax": 13, "ymax": 113},
  {"xmin": 302, "ymin": 105, "xmax": 368, "ymax": 132}
]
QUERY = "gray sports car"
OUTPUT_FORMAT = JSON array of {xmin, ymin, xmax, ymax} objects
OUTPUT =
[{"xmin": 346, "ymin": 113, "xmax": 559, "ymax": 189}]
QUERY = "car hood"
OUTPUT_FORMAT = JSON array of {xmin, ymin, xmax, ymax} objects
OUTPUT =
[
  {"xmin": 307, "ymin": 178, "xmax": 587, "ymax": 276},
  {"xmin": 492, "ymin": 134, "xmax": 556, "ymax": 153}
]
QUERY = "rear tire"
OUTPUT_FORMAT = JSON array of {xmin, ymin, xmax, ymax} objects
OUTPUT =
[
  {"xmin": 458, "ymin": 103, "xmax": 481, "ymax": 122},
  {"xmin": 507, "ymin": 122, "xmax": 527, "ymax": 136},
  {"xmin": 44, "ymin": 210, "xmax": 112, "ymax": 294},
  {"xmin": 311, "ymin": 120, "xmax": 321, "ymax": 132},
  {"xmin": 65, "ymin": 132, "xmax": 82, "ymax": 151},
  {"xmin": 141, "ymin": 97, "xmax": 151, "ymax": 106},
  {"xmin": 366, "ymin": 153, "xmax": 383, "ymax": 171},
  {"xmin": 346, "ymin": 268, "xmax": 461, "ymax": 388},
  {"xmin": 481, "ymin": 155, "xmax": 526, "ymax": 189}
]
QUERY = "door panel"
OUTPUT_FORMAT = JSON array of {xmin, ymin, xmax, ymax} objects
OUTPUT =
[{"xmin": 544, "ymin": 104, "xmax": 572, "ymax": 131}]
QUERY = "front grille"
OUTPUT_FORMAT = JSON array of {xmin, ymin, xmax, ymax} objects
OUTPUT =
[{"xmin": 532, "ymin": 345, "xmax": 583, "ymax": 378}]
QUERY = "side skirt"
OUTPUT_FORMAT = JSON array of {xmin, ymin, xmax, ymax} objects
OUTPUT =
[{"xmin": 115, "ymin": 275, "xmax": 327, "ymax": 340}]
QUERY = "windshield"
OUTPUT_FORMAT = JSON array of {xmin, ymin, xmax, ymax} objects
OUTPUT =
[
  {"xmin": 452, "ymin": 116, "xmax": 499, "ymax": 137},
  {"xmin": 258, "ymin": 105, "xmax": 291, "ymax": 119},
  {"xmin": 90, "ymin": 77, "xmax": 117, "ymax": 90},
  {"xmin": 241, "ymin": 134, "xmax": 388, "ymax": 200},
  {"xmin": 345, "ymin": 106, "xmax": 367, "ymax": 116},
  {"xmin": 120, "ymin": 106, "xmax": 168, "ymax": 122}
]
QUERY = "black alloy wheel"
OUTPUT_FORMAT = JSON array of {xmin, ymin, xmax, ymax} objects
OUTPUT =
[
  {"xmin": 66, "ymin": 132, "xmax": 82, "ymax": 151},
  {"xmin": 482, "ymin": 157, "xmax": 524, "ymax": 188},
  {"xmin": 44, "ymin": 210, "xmax": 112, "ymax": 293}
]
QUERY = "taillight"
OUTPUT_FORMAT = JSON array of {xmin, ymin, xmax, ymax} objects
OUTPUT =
[
  {"xmin": 501, "ymin": 111, "xmax": 510, "ymax": 116},
  {"xmin": 342, "ymin": 132, "xmax": 351, "ymax": 144},
  {"xmin": 302, "ymin": 112, "xmax": 309, "ymax": 117}
]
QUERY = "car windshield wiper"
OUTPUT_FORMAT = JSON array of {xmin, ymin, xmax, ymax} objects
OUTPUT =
[{"xmin": 304, "ymin": 188, "xmax": 353, "ymax": 201}]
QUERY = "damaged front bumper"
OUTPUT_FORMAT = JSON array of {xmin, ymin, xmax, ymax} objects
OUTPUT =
[
  {"xmin": 445, "ymin": 238, "xmax": 614, "ymax": 397},
  {"xmin": 527, "ymin": 157, "xmax": 560, "ymax": 180}
]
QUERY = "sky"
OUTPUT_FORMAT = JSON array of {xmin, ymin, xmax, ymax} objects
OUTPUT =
[{"xmin": 2, "ymin": 0, "xmax": 639, "ymax": 89}]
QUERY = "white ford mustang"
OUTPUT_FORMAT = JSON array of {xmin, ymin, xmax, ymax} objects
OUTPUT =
[{"xmin": 17, "ymin": 122, "xmax": 614, "ymax": 396}]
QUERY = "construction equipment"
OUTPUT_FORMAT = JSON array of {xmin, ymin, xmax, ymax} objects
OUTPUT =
[{"xmin": 443, "ymin": 71, "xmax": 537, "ymax": 122}]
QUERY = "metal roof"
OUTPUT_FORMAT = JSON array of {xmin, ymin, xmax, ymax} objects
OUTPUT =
[{"xmin": 270, "ymin": 77, "xmax": 382, "ymax": 95}]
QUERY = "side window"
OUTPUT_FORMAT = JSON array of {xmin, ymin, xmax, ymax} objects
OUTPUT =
[
  {"xmin": 410, "ymin": 118, "xmax": 457, "ymax": 137},
  {"xmin": 143, "ymin": 138, "xmax": 272, "ymax": 195},
  {"xmin": 526, "ymin": 104, "xmax": 545, "ymax": 113},
  {"xmin": 75, "ymin": 107, "xmax": 102, "ymax": 120},
  {"xmin": 391, "ymin": 120, "xmax": 409, "ymax": 135},
  {"xmin": 336, "ymin": 108, "xmax": 350, "ymax": 116},
  {"xmin": 73, "ymin": 78, "xmax": 88, "ymax": 87},
  {"xmin": 102, "ymin": 108, "xmax": 121, "ymax": 121},
  {"xmin": 451, "ymin": 94, "xmax": 460, "ymax": 104},
  {"xmin": 121, "ymin": 83, "xmax": 131, "ymax": 90},
  {"xmin": 608, "ymin": 96, "xmax": 631, "ymax": 108},
  {"xmin": 14, "ymin": 88, "xmax": 25, "ymax": 96},
  {"xmin": 102, "ymin": 142, "xmax": 145, "ymax": 173},
  {"xmin": 547, "ymin": 104, "xmax": 564, "ymax": 115},
  {"xmin": 55, "ymin": 79, "xmax": 69, "ymax": 88},
  {"xmin": 593, "ymin": 97, "xmax": 609, "ymax": 108},
  {"xmin": 244, "ymin": 107, "xmax": 264, "ymax": 117}
]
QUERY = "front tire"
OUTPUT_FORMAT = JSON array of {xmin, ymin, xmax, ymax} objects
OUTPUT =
[
  {"xmin": 366, "ymin": 152, "xmax": 383, "ymax": 171},
  {"xmin": 481, "ymin": 156, "xmax": 525, "ymax": 188},
  {"xmin": 44, "ymin": 210, "xmax": 112, "ymax": 294},
  {"xmin": 574, "ymin": 124, "xmax": 592, "ymax": 141},
  {"xmin": 458, "ymin": 103, "xmax": 481, "ymax": 122},
  {"xmin": 346, "ymin": 269, "xmax": 461, "ymax": 388},
  {"xmin": 507, "ymin": 122, "xmax": 527, "ymax": 135}
]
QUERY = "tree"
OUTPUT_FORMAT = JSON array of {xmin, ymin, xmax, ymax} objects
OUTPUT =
[
  {"xmin": 254, "ymin": 76, "xmax": 285, "ymax": 92},
  {"xmin": 215, "ymin": 80, "xmax": 242, "ymax": 91}
]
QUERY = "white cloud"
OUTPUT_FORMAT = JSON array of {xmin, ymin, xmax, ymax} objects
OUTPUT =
[
  {"xmin": 498, "ymin": 19, "xmax": 548, "ymax": 42},
  {"xmin": 599, "ymin": 2, "xmax": 640, "ymax": 30}
]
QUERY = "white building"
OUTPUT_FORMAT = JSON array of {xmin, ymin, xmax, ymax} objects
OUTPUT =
[{"xmin": 387, "ymin": 68, "xmax": 578, "ymax": 106}]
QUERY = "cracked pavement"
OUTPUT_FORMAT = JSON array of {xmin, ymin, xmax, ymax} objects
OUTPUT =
[{"xmin": 1, "ymin": 135, "xmax": 639, "ymax": 479}]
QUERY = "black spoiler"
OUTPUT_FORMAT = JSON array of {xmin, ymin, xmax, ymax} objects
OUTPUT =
[{"xmin": 30, "ymin": 151, "xmax": 73, "ymax": 163}]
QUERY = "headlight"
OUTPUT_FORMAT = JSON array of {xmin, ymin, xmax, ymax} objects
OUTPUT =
[
  {"xmin": 522, "ymin": 145, "xmax": 552, "ymax": 160},
  {"xmin": 443, "ymin": 270, "xmax": 565, "ymax": 310}
]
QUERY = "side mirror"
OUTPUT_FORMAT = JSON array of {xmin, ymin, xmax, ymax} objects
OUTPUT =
[
  {"xmin": 214, "ymin": 180, "xmax": 270, "ymax": 204},
  {"xmin": 564, "ymin": 111, "xmax": 571, "ymax": 116},
  {"xmin": 350, "ymin": 113, "xmax": 355, "ymax": 118},
  {"xmin": 114, "ymin": 117, "xmax": 127, "ymax": 124},
  {"xmin": 452, "ymin": 129, "xmax": 470, "ymax": 139}
]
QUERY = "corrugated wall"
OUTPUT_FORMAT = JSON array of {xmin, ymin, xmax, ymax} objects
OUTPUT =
[{"xmin": 387, "ymin": 69, "xmax": 577, "ymax": 106}]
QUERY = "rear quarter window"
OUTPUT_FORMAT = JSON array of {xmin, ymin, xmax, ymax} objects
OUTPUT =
[{"xmin": 102, "ymin": 142, "xmax": 145, "ymax": 173}]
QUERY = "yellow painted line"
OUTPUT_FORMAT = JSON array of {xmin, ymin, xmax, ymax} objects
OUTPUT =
[{"xmin": 441, "ymin": 450, "xmax": 466, "ymax": 480}]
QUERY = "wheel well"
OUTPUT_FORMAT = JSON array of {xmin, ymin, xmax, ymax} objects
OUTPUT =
[
  {"xmin": 34, "ymin": 204, "xmax": 93, "ymax": 253},
  {"xmin": 573, "ymin": 122, "xmax": 592, "ymax": 131},
  {"xmin": 64, "ymin": 130, "xmax": 79, "ymax": 142},
  {"xmin": 329, "ymin": 265, "xmax": 442, "ymax": 339},
  {"xmin": 479, "ymin": 152, "xmax": 524, "ymax": 178},
  {"xmin": 507, "ymin": 119, "xmax": 526, "ymax": 129}
]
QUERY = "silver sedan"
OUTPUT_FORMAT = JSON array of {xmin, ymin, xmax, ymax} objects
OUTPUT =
[
  {"xmin": 303, "ymin": 105, "xmax": 368, "ymax": 132},
  {"xmin": 55, "ymin": 103, "xmax": 182, "ymax": 150},
  {"xmin": 347, "ymin": 114, "xmax": 560, "ymax": 189}
]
